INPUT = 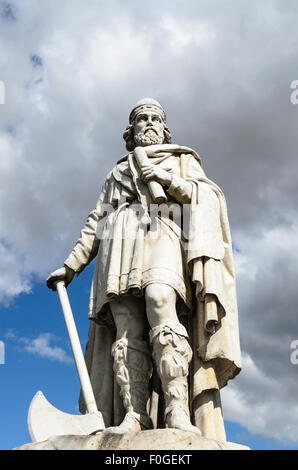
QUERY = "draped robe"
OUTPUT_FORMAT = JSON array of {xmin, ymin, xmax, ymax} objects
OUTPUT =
[{"xmin": 64, "ymin": 144, "xmax": 242, "ymax": 441}]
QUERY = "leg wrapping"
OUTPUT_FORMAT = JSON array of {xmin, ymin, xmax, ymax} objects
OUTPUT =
[
  {"xmin": 112, "ymin": 338, "xmax": 152, "ymax": 416},
  {"xmin": 150, "ymin": 323, "xmax": 193, "ymax": 418}
]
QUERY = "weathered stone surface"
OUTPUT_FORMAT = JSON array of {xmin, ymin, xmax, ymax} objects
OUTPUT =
[
  {"xmin": 14, "ymin": 429, "xmax": 249, "ymax": 451},
  {"xmin": 40, "ymin": 98, "xmax": 243, "ymax": 442}
]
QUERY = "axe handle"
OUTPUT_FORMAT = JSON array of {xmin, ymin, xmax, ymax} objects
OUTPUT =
[{"xmin": 56, "ymin": 281, "xmax": 99, "ymax": 416}]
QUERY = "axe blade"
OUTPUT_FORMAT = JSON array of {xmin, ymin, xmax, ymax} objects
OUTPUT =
[{"xmin": 28, "ymin": 391, "xmax": 105, "ymax": 443}]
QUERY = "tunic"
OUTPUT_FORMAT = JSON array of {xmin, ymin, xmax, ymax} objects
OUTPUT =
[
  {"xmin": 64, "ymin": 144, "xmax": 242, "ymax": 439},
  {"xmin": 65, "ymin": 145, "xmax": 205, "ymax": 326}
]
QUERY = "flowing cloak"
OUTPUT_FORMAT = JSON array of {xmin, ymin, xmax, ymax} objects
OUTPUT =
[{"xmin": 64, "ymin": 144, "xmax": 242, "ymax": 441}]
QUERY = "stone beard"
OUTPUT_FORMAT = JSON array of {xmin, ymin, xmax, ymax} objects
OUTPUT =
[
  {"xmin": 134, "ymin": 128, "xmax": 164, "ymax": 147},
  {"xmin": 47, "ymin": 98, "xmax": 242, "ymax": 442}
]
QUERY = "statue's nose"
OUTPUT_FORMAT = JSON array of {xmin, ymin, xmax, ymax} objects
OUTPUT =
[{"xmin": 147, "ymin": 117, "xmax": 154, "ymax": 126}]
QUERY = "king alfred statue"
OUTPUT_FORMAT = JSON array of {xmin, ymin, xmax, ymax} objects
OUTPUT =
[{"xmin": 47, "ymin": 98, "xmax": 242, "ymax": 441}]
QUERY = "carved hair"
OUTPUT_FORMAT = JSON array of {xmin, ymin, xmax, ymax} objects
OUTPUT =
[{"xmin": 123, "ymin": 123, "xmax": 172, "ymax": 152}]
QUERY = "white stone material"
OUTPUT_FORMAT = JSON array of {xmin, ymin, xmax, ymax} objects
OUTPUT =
[
  {"xmin": 42, "ymin": 98, "xmax": 243, "ymax": 445},
  {"xmin": 28, "ymin": 391, "xmax": 104, "ymax": 443},
  {"xmin": 15, "ymin": 429, "xmax": 250, "ymax": 451}
]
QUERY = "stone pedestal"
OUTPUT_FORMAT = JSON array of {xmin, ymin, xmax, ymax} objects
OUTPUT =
[{"xmin": 14, "ymin": 429, "xmax": 250, "ymax": 450}]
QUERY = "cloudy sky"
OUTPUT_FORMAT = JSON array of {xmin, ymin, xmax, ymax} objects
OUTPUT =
[{"xmin": 1, "ymin": 0, "xmax": 298, "ymax": 450}]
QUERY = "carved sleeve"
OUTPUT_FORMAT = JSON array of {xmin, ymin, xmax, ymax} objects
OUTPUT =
[
  {"xmin": 64, "ymin": 208, "xmax": 100, "ymax": 274},
  {"xmin": 64, "ymin": 182, "xmax": 107, "ymax": 274},
  {"xmin": 166, "ymin": 174, "xmax": 192, "ymax": 204}
]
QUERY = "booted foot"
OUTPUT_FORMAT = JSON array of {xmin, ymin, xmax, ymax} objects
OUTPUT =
[
  {"xmin": 104, "ymin": 411, "xmax": 153, "ymax": 435},
  {"xmin": 166, "ymin": 407, "xmax": 201, "ymax": 436}
]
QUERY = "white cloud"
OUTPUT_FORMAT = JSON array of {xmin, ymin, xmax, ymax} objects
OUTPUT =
[
  {"xmin": 234, "ymin": 250, "xmax": 257, "ymax": 282},
  {"xmin": 8, "ymin": 331, "xmax": 72, "ymax": 364},
  {"xmin": 1, "ymin": 0, "xmax": 298, "ymax": 303},
  {"xmin": 223, "ymin": 223, "xmax": 298, "ymax": 443},
  {"xmin": 1, "ymin": 0, "xmax": 298, "ymax": 445},
  {"xmin": 0, "ymin": 242, "xmax": 31, "ymax": 303},
  {"xmin": 162, "ymin": 17, "xmax": 216, "ymax": 51},
  {"xmin": 4, "ymin": 328, "xmax": 17, "ymax": 340},
  {"xmin": 222, "ymin": 353, "xmax": 298, "ymax": 444}
]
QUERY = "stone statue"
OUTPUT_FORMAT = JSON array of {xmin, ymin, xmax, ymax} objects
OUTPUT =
[{"xmin": 47, "ymin": 98, "xmax": 241, "ymax": 441}]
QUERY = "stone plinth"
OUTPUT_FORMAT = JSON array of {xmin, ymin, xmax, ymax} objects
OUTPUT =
[{"xmin": 14, "ymin": 429, "xmax": 249, "ymax": 451}]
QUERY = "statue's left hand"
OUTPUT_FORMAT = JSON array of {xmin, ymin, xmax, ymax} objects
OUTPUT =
[{"xmin": 140, "ymin": 163, "xmax": 172, "ymax": 187}]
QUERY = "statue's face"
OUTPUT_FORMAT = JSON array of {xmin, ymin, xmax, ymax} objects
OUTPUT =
[{"xmin": 133, "ymin": 110, "xmax": 165, "ymax": 147}]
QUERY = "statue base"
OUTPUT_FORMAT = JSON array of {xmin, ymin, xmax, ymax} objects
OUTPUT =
[{"xmin": 14, "ymin": 429, "xmax": 250, "ymax": 450}]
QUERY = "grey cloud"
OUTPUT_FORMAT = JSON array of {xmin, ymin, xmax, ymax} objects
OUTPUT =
[
  {"xmin": 1, "ymin": 2, "xmax": 17, "ymax": 22},
  {"xmin": 1, "ymin": 0, "xmax": 298, "ymax": 442}
]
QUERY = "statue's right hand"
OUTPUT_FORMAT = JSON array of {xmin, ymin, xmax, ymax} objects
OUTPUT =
[{"xmin": 46, "ymin": 266, "xmax": 75, "ymax": 291}]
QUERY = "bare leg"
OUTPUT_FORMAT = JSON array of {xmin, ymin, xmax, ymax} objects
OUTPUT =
[
  {"xmin": 145, "ymin": 283, "xmax": 179, "ymax": 327},
  {"xmin": 110, "ymin": 295, "xmax": 146, "ymax": 341},
  {"xmin": 105, "ymin": 295, "xmax": 153, "ymax": 434},
  {"xmin": 145, "ymin": 283, "xmax": 201, "ymax": 435}
]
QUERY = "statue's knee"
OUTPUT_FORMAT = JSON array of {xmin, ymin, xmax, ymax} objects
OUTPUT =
[{"xmin": 145, "ymin": 284, "xmax": 175, "ymax": 311}]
